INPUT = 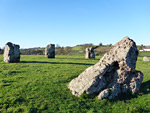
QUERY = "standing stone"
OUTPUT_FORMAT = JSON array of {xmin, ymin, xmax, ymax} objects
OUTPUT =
[
  {"xmin": 143, "ymin": 56, "xmax": 150, "ymax": 62},
  {"xmin": 45, "ymin": 44, "xmax": 55, "ymax": 58},
  {"xmin": 3, "ymin": 42, "xmax": 20, "ymax": 63},
  {"xmin": 68, "ymin": 36, "xmax": 143, "ymax": 100},
  {"xmin": 85, "ymin": 47, "xmax": 96, "ymax": 59}
]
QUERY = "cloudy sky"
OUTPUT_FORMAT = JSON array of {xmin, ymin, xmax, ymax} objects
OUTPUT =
[{"xmin": 0, "ymin": 0, "xmax": 150, "ymax": 48}]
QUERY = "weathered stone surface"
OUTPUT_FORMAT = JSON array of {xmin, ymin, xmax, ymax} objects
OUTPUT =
[
  {"xmin": 3, "ymin": 42, "xmax": 20, "ymax": 63},
  {"xmin": 143, "ymin": 56, "xmax": 150, "ymax": 62},
  {"xmin": 85, "ymin": 46, "xmax": 99, "ymax": 59},
  {"xmin": 68, "ymin": 36, "xmax": 143, "ymax": 100},
  {"xmin": 85, "ymin": 47, "xmax": 95, "ymax": 59},
  {"xmin": 45, "ymin": 44, "xmax": 55, "ymax": 58}
]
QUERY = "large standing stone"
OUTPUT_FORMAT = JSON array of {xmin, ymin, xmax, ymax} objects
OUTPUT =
[
  {"xmin": 68, "ymin": 36, "xmax": 143, "ymax": 100},
  {"xmin": 45, "ymin": 44, "xmax": 55, "ymax": 58},
  {"xmin": 3, "ymin": 42, "xmax": 20, "ymax": 63},
  {"xmin": 143, "ymin": 56, "xmax": 150, "ymax": 62},
  {"xmin": 85, "ymin": 47, "xmax": 95, "ymax": 59}
]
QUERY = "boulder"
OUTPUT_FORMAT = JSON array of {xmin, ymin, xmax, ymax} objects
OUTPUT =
[
  {"xmin": 3, "ymin": 42, "xmax": 20, "ymax": 63},
  {"xmin": 68, "ymin": 36, "xmax": 143, "ymax": 100},
  {"xmin": 143, "ymin": 56, "xmax": 150, "ymax": 62},
  {"xmin": 85, "ymin": 47, "xmax": 95, "ymax": 59},
  {"xmin": 45, "ymin": 44, "xmax": 55, "ymax": 58}
]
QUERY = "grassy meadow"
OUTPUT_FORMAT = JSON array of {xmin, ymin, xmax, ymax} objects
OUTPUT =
[{"xmin": 0, "ymin": 53, "xmax": 150, "ymax": 113}]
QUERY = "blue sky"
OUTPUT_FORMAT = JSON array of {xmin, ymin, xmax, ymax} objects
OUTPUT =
[{"xmin": 0, "ymin": 0, "xmax": 150, "ymax": 48}]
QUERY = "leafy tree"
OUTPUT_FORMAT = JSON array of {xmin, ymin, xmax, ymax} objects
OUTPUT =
[{"xmin": 99, "ymin": 43, "xmax": 103, "ymax": 46}]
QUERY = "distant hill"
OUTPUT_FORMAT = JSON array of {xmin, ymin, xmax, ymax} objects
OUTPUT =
[
  {"xmin": 10, "ymin": 44, "xmax": 150, "ymax": 56},
  {"xmin": 20, "ymin": 44, "xmax": 113, "ymax": 56}
]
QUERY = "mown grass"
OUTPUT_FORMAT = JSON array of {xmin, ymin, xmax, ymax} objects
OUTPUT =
[
  {"xmin": 139, "ymin": 51, "xmax": 150, "ymax": 57},
  {"xmin": 0, "ymin": 54, "xmax": 150, "ymax": 113}
]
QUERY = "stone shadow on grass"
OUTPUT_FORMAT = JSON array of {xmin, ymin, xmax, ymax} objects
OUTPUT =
[
  {"xmin": 56, "ymin": 57, "xmax": 86, "ymax": 60},
  {"xmin": 79, "ymin": 80, "xmax": 150, "ymax": 103},
  {"xmin": 56, "ymin": 57, "xmax": 100, "ymax": 60},
  {"xmin": 140, "ymin": 80, "xmax": 150, "ymax": 95},
  {"xmin": 111, "ymin": 80, "xmax": 150, "ymax": 113},
  {"xmin": 112, "ymin": 80, "xmax": 150, "ymax": 102},
  {"xmin": 20, "ymin": 61, "xmax": 93, "ymax": 66}
]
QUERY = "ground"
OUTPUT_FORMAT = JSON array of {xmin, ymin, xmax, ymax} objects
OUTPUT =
[{"xmin": 0, "ymin": 53, "xmax": 150, "ymax": 113}]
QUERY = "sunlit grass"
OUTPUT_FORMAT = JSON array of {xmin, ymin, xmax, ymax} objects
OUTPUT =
[{"xmin": 0, "ymin": 55, "xmax": 150, "ymax": 113}]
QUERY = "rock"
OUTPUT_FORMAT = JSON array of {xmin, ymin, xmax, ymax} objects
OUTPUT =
[
  {"xmin": 3, "ymin": 42, "xmax": 20, "ymax": 63},
  {"xmin": 85, "ymin": 47, "xmax": 95, "ymax": 59},
  {"xmin": 45, "ymin": 44, "xmax": 55, "ymax": 58},
  {"xmin": 68, "ymin": 36, "xmax": 143, "ymax": 100},
  {"xmin": 143, "ymin": 56, "xmax": 150, "ymax": 62}
]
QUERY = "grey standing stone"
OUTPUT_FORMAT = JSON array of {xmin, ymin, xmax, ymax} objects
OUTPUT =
[
  {"xmin": 85, "ymin": 46, "xmax": 99, "ymax": 59},
  {"xmin": 143, "ymin": 56, "xmax": 150, "ymax": 62},
  {"xmin": 3, "ymin": 42, "xmax": 20, "ymax": 63},
  {"xmin": 68, "ymin": 36, "xmax": 143, "ymax": 100},
  {"xmin": 45, "ymin": 44, "xmax": 55, "ymax": 58},
  {"xmin": 85, "ymin": 47, "xmax": 95, "ymax": 59}
]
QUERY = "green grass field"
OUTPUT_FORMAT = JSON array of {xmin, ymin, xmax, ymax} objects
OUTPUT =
[{"xmin": 0, "ymin": 54, "xmax": 150, "ymax": 113}]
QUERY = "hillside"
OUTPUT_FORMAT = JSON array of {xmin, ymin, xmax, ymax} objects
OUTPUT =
[
  {"xmin": 19, "ymin": 45, "xmax": 150, "ymax": 57},
  {"xmin": 20, "ymin": 45, "xmax": 113, "ymax": 56}
]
